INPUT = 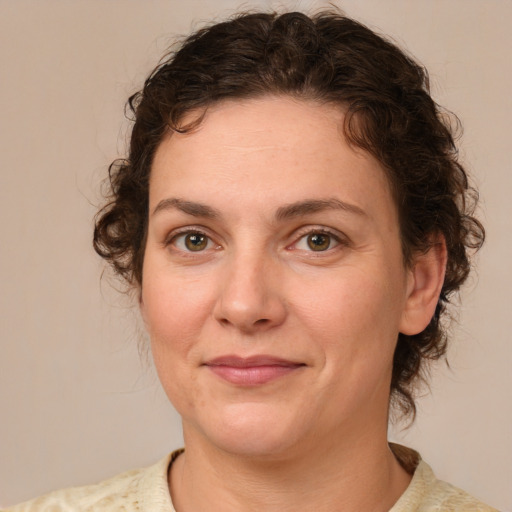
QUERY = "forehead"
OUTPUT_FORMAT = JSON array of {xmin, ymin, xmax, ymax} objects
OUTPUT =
[{"xmin": 150, "ymin": 96, "xmax": 395, "ymax": 223}]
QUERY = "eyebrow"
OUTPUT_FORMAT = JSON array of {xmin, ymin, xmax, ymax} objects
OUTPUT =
[
  {"xmin": 152, "ymin": 197, "xmax": 366, "ymax": 221},
  {"xmin": 275, "ymin": 198, "xmax": 367, "ymax": 221},
  {"xmin": 152, "ymin": 198, "xmax": 220, "ymax": 219}
]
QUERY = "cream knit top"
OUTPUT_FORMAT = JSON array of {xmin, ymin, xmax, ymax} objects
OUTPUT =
[{"xmin": 4, "ymin": 447, "xmax": 498, "ymax": 511}]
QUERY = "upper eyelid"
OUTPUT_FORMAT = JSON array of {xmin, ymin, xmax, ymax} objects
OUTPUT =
[
  {"xmin": 165, "ymin": 229, "xmax": 221, "ymax": 255},
  {"xmin": 162, "ymin": 224, "xmax": 348, "ymax": 248},
  {"xmin": 164, "ymin": 225, "xmax": 214, "ymax": 244},
  {"xmin": 291, "ymin": 225, "xmax": 346, "ymax": 241},
  {"xmin": 289, "ymin": 226, "xmax": 352, "ymax": 252}
]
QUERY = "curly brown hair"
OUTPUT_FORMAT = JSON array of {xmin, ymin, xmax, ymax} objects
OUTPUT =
[{"xmin": 93, "ymin": 10, "xmax": 484, "ymax": 418}]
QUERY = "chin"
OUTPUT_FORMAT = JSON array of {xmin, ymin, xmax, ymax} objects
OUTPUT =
[{"xmin": 191, "ymin": 402, "xmax": 308, "ymax": 459}]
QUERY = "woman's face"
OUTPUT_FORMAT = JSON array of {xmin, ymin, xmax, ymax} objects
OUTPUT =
[{"xmin": 141, "ymin": 97, "xmax": 424, "ymax": 457}]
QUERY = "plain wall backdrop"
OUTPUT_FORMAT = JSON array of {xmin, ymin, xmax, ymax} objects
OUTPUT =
[{"xmin": 1, "ymin": 0, "xmax": 510, "ymax": 509}]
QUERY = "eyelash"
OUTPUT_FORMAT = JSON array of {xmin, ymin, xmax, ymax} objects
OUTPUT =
[
  {"xmin": 289, "ymin": 228, "xmax": 347, "ymax": 254},
  {"xmin": 164, "ymin": 226, "xmax": 348, "ymax": 255},
  {"xmin": 165, "ymin": 227, "xmax": 219, "ymax": 253}
]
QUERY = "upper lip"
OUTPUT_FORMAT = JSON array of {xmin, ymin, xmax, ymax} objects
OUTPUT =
[{"xmin": 203, "ymin": 355, "xmax": 305, "ymax": 368}]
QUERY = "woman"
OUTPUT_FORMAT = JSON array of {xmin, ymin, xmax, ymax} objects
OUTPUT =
[{"xmin": 6, "ymin": 9, "xmax": 496, "ymax": 512}]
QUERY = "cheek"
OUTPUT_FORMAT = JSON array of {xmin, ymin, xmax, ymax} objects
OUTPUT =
[
  {"xmin": 296, "ymin": 269, "xmax": 403, "ymax": 336},
  {"xmin": 141, "ymin": 272, "xmax": 215, "ymax": 413},
  {"xmin": 141, "ymin": 266, "xmax": 216, "ymax": 358},
  {"xmin": 293, "ymin": 267, "xmax": 405, "ymax": 383}
]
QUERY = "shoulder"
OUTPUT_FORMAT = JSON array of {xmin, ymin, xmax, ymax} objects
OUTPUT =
[
  {"xmin": 3, "ymin": 451, "xmax": 180, "ymax": 512},
  {"xmin": 422, "ymin": 472, "xmax": 499, "ymax": 511},
  {"xmin": 4, "ymin": 467, "xmax": 147, "ymax": 512},
  {"xmin": 391, "ymin": 445, "xmax": 499, "ymax": 512}
]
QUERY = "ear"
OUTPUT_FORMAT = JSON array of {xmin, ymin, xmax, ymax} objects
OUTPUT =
[
  {"xmin": 399, "ymin": 236, "xmax": 447, "ymax": 336},
  {"xmin": 138, "ymin": 290, "xmax": 148, "ymax": 327}
]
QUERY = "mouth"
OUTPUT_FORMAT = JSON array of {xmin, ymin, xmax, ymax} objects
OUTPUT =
[{"xmin": 203, "ymin": 355, "xmax": 306, "ymax": 386}]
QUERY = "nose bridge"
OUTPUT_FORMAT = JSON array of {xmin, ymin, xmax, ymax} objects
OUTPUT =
[{"xmin": 214, "ymin": 245, "xmax": 285, "ymax": 332}]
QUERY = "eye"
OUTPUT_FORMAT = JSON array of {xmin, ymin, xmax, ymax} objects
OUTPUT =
[
  {"xmin": 294, "ymin": 231, "xmax": 340, "ymax": 252},
  {"xmin": 172, "ymin": 231, "xmax": 216, "ymax": 252}
]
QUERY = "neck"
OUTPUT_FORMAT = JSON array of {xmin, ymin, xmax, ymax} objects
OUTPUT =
[{"xmin": 169, "ymin": 421, "xmax": 411, "ymax": 512}]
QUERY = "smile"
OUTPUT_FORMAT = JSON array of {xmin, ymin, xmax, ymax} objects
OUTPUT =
[{"xmin": 203, "ymin": 356, "xmax": 306, "ymax": 386}]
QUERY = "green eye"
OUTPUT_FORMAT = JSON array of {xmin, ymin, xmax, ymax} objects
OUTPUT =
[
  {"xmin": 184, "ymin": 233, "xmax": 208, "ymax": 251},
  {"xmin": 306, "ymin": 233, "xmax": 332, "ymax": 251}
]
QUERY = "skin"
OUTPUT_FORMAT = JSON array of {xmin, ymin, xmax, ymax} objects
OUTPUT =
[{"xmin": 141, "ymin": 96, "xmax": 446, "ymax": 512}]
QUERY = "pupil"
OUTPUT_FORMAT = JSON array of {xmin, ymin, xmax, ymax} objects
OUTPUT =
[
  {"xmin": 308, "ymin": 234, "xmax": 330, "ymax": 251},
  {"xmin": 186, "ymin": 233, "xmax": 207, "ymax": 251}
]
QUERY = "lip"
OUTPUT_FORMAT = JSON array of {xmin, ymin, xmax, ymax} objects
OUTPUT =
[{"xmin": 203, "ymin": 355, "xmax": 305, "ymax": 386}]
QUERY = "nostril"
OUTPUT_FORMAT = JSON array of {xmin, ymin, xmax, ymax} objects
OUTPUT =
[{"xmin": 217, "ymin": 317, "xmax": 272, "ymax": 329}]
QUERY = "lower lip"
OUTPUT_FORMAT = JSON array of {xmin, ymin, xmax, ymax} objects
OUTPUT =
[{"xmin": 206, "ymin": 364, "xmax": 302, "ymax": 386}]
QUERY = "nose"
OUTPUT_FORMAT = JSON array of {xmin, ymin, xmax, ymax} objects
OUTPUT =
[{"xmin": 213, "ymin": 253, "xmax": 287, "ymax": 333}]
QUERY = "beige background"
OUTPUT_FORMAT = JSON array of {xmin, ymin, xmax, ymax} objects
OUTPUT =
[{"xmin": 1, "ymin": 0, "xmax": 510, "ymax": 509}]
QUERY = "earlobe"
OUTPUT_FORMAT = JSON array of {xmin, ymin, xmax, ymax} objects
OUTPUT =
[{"xmin": 399, "ymin": 236, "xmax": 447, "ymax": 336}]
